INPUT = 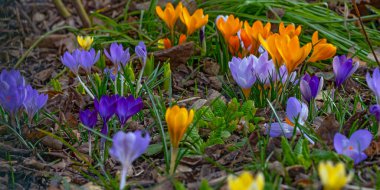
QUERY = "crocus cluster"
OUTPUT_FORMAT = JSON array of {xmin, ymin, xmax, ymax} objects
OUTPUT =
[
  {"xmin": 216, "ymin": 15, "xmax": 336, "ymax": 72},
  {"xmin": 228, "ymin": 51, "xmax": 296, "ymax": 99},
  {"xmin": 318, "ymin": 161, "xmax": 353, "ymax": 190},
  {"xmin": 227, "ymin": 171, "xmax": 264, "ymax": 190},
  {"xmin": 110, "ymin": 130, "xmax": 150, "ymax": 190},
  {"xmin": 334, "ymin": 129, "xmax": 372, "ymax": 164},
  {"xmin": 165, "ymin": 105, "xmax": 194, "ymax": 174},
  {"xmin": 0, "ymin": 69, "xmax": 48, "ymax": 121},
  {"xmin": 61, "ymin": 48, "xmax": 100, "ymax": 74},
  {"xmin": 156, "ymin": 2, "xmax": 208, "ymax": 49}
]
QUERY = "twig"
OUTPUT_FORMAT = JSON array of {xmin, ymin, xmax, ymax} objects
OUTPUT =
[
  {"xmin": 72, "ymin": 0, "xmax": 91, "ymax": 28},
  {"xmin": 351, "ymin": 0, "xmax": 380, "ymax": 66},
  {"xmin": 52, "ymin": 0, "xmax": 71, "ymax": 18}
]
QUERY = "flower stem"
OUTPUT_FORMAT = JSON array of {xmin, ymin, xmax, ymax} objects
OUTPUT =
[
  {"xmin": 77, "ymin": 75, "xmax": 95, "ymax": 99},
  {"xmin": 88, "ymin": 132, "xmax": 92, "ymax": 156},
  {"xmin": 170, "ymin": 147, "xmax": 179, "ymax": 175},
  {"xmin": 120, "ymin": 165, "xmax": 129, "ymax": 190},
  {"xmin": 136, "ymin": 60, "xmax": 146, "ymax": 95}
]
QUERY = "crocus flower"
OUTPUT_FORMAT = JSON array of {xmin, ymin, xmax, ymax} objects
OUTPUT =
[
  {"xmin": 156, "ymin": 2, "xmax": 183, "ymax": 32},
  {"xmin": 165, "ymin": 105, "xmax": 194, "ymax": 174},
  {"xmin": 370, "ymin": 104, "xmax": 380, "ymax": 122},
  {"xmin": 80, "ymin": 48, "xmax": 100, "ymax": 73},
  {"xmin": 77, "ymin": 36, "xmax": 94, "ymax": 50},
  {"xmin": 104, "ymin": 42, "xmax": 130, "ymax": 68},
  {"xmin": 318, "ymin": 161, "xmax": 353, "ymax": 190},
  {"xmin": 307, "ymin": 31, "xmax": 336, "ymax": 63},
  {"xmin": 0, "ymin": 69, "xmax": 26, "ymax": 114},
  {"xmin": 259, "ymin": 33, "xmax": 283, "ymax": 66},
  {"xmin": 228, "ymin": 55, "xmax": 256, "ymax": 98},
  {"xmin": 252, "ymin": 51, "xmax": 275, "ymax": 86},
  {"xmin": 242, "ymin": 20, "xmax": 271, "ymax": 54},
  {"xmin": 333, "ymin": 55, "xmax": 359, "ymax": 87},
  {"xmin": 110, "ymin": 130, "xmax": 150, "ymax": 190},
  {"xmin": 334, "ymin": 129, "xmax": 372, "ymax": 164},
  {"xmin": 300, "ymin": 73, "xmax": 323, "ymax": 102},
  {"xmin": 179, "ymin": 34, "xmax": 187, "ymax": 45},
  {"xmin": 228, "ymin": 36, "xmax": 240, "ymax": 56},
  {"xmin": 79, "ymin": 109, "xmax": 98, "ymax": 129},
  {"xmin": 135, "ymin": 41, "xmax": 147, "ymax": 64},
  {"xmin": 216, "ymin": 15, "xmax": 242, "ymax": 42},
  {"xmin": 228, "ymin": 172, "xmax": 264, "ymax": 190},
  {"xmin": 279, "ymin": 22, "xmax": 301, "ymax": 37},
  {"xmin": 94, "ymin": 95, "xmax": 118, "ymax": 135},
  {"xmin": 61, "ymin": 49, "xmax": 81, "ymax": 75},
  {"xmin": 275, "ymin": 34, "xmax": 312, "ymax": 73},
  {"xmin": 275, "ymin": 65, "xmax": 297, "ymax": 84},
  {"xmin": 23, "ymin": 85, "xmax": 48, "ymax": 120},
  {"xmin": 366, "ymin": 67, "xmax": 380, "ymax": 102},
  {"xmin": 116, "ymin": 95, "xmax": 143, "ymax": 127},
  {"xmin": 179, "ymin": 7, "xmax": 208, "ymax": 36},
  {"xmin": 103, "ymin": 68, "xmax": 117, "ymax": 81},
  {"xmin": 268, "ymin": 97, "xmax": 309, "ymax": 139},
  {"xmin": 158, "ymin": 38, "xmax": 171, "ymax": 49}
]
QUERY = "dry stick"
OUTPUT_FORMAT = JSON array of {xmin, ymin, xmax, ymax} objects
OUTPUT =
[
  {"xmin": 72, "ymin": 0, "xmax": 91, "ymax": 28},
  {"xmin": 351, "ymin": 0, "xmax": 380, "ymax": 66},
  {"xmin": 53, "ymin": 0, "xmax": 71, "ymax": 18}
]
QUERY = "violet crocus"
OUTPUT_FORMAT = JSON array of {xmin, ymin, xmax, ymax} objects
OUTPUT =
[
  {"xmin": 370, "ymin": 104, "xmax": 380, "ymax": 122},
  {"xmin": 252, "ymin": 51, "xmax": 275, "ymax": 86},
  {"xmin": 103, "ymin": 68, "xmax": 117, "ymax": 81},
  {"xmin": 104, "ymin": 42, "xmax": 130, "ymax": 68},
  {"xmin": 276, "ymin": 65, "xmax": 297, "ymax": 84},
  {"xmin": 94, "ymin": 95, "xmax": 118, "ymax": 135},
  {"xmin": 300, "ymin": 73, "xmax": 323, "ymax": 102},
  {"xmin": 23, "ymin": 85, "xmax": 48, "ymax": 121},
  {"xmin": 334, "ymin": 129, "xmax": 372, "ymax": 164},
  {"xmin": 116, "ymin": 95, "xmax": 143, "ymax": 127},
  {"xmin": 268, "ymin": 97, "xmax": 313, "ymax": 143},
  {"xmin": 0, "ymin": 69, "xmax": 27, "ymax": 115},
  {"xmin": 79, "ymin": 109, "xmax": 98, "ymax": 129},
  {"xmin": 228, "ymin": 55, "xmax": 256, "ymax": 98},
  {"xmin": 366, "ymin": 67, "xmax": 380, "ymax": 103},
  {"xmin": 110, "ymin": 130, "xmax": 150, "ymax": 190},
  {"xmin": 61, "ymin": 49, "xmax": 81, "ymax": 75},
  {"xmin": 80, "ymin": 48, "xmax": 100, "ymax": 73},
  {"xmin": 333, "ymin": 55, "xmax": 359, "ymax": 87},
  {"xmin": 135, "ymin": 41, "xmax": 147, "ymax": 64}
]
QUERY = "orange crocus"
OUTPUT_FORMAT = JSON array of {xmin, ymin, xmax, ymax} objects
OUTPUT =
[
  {"xmin": 156, "ymin": 2, "xmax": 183, "ymax": 31},
  {"xmin": 163, "ymin": 38, "xmax": 172, "ymax": 49},
  {"xmin": 179, "ymin": 34, "xmax": 187, "ymax": 45},
  {"xmin": 275, "ymin": 34, "xmax": 312, "ymax": 73},
  {"xmin": 308, "ymin": 31, "xmax": 337, "ymax": 63},
  {"xmin": 279, "ymin": 22, "xmax": 302, "ymax": 38},
  {"xmin": 179, "ymin": 7, "xmax": 208, "ymax": 36},
  {"xmin": 243, "ymin": 20, "xmax": 271, "ymax": 54},
  {"xmin": 228, "ymin": 35, "xmax": 240, "ymax": 56},
  {"xmin": 259, "ymin": 33, "xmax": 283, "ymax": 67},
  {"xmin": 216, "ymin": 15, "xmax": 242, "ymax": 42}
]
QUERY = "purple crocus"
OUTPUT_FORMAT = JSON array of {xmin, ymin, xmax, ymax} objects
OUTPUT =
[
  {"xmin": 268, "ymin": 97, "xmax": 311, "ymax": 143},
  {"xmin": 252, "ymin": 51, "xmax": 275, "ymax": 86},
  {"xmin": 366, "ymin": 67, "xmax": 380, "ymax": 102},
  {"xmin": 80, "ymin": 48, "xmax": 100, "ymax": 73},
  {"xmin": 276, "ymin": 65, "xmax": 297, "ymax": 84},
  {"xmin": 110, "ymin": 130, "xmax": 150, "ymax": 189},
  {"xmin": 135, "ymin": 41, "xmax": 147, "ymax": 64},
  {"xmin": 334, "ymin": 129, "xmax": 372, "ymax": 164},
  {"xmin": 300, "ymin": 73, "xmax": 323, "ymax": 102},
  {"xmin": 103, "ymin": 68, "xmax": 117, "ymax": 81},
  {"xmin": 228, "ymin": 55, "xmax": 256, "ymax": 89},
  {"xmin": 79, "ymin": 109, "xmax": 98, "ymax": 129},
  {"xmin": 333, "ymin": 55, "xmax": 359, "ymax": 87},
  {"xmin": 116, "ymin": 95, "xmax": 143, "ymax": 127},
  {"xmin": 23, "ymin": 85, "xmax": 48, "ymax": 120},
  {"xmin": 104, "ymin": 43, "xmax": 130, "ymax": 68},
  {"xmin": 0, "ymin": 69, "xmax": 27, "ymax": 114},
  {"xmin": 370, "ymin": 104, "xmax": 380, "ymax": 122},
  {"xmin": 94, "ymin": 95, "xmax": 118, "ymax": 135},
  {"xmin": 61, "ymin": 49, "xmax": 81, "ymax": 75}
]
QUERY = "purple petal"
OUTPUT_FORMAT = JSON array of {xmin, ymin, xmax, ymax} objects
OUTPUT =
[
  {"xmin": 334, "ymin": 133, "xmax": 349, "ymax": 154},
  {"xmin": 300, "ymin": 79, "xmax": 312, "ymax": 102},
  {"xmin": 349, "ymin": 129, "xmax": 373, "ymax": 152},
  {"xmin": 267, "ymin": 122, "xmax": 295, "ymax": 138}
]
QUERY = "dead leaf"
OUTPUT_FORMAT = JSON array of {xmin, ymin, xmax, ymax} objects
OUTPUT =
[
  {"xmin": 316, "ymin": 114, "xmax": 340, "ymax": 148},
  {"xmin": 41, "ymin": 136, "xmax": 63, "ymax": 150},
  {"xmin": 202, "ymin": 58, "xmax": 220, "ymax": 76},
  {"xmin": 342, "ymin": 111, "xmax": 367, "ymax": 135},
  {"xmin": 154, "ymin": 42, "xmax": 196, "ymax": 68}
]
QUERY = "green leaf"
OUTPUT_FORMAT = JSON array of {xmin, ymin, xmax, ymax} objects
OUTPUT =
[
  {"xmin": 200, "ymin": 179, "xmax": 214, "ymax": 190},
  {"xmin": 146, "ymin": 143, "xmax": 163, "ymax": 156},
  {"xmin": 281, "ymin": 137, "xmax": 296, "ymax": 166}
]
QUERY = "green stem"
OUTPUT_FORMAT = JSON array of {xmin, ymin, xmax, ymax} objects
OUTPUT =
[
  {"xmin": 72, "ymin": 0, "xmax": 91, "ymax": 27},
  {"xmin": 53, "ymin": 0, "xmax": 71, "ymax": 18},
  {"xmin": 170, "ymin": 147, "xmax": 179, "ymax": 175}
]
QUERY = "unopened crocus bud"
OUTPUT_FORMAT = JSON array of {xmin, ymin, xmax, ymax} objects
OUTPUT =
[
  {"xmin": 163, "ymin": 63, "xmax": 171, "ymax": 91},
  {"xmin": 50, "ymin": 79, "xmax": 62, "ymax": 92},
  {"xmin": 93, "ymin": 73, "xmax": 101, "ymax": 88},
  {"xmin": 143, "ymin": 54, "xmax": 154, "ymax": 77},
  {"xmin": 126, "ymin": 64, "xmax": 135, "ymax": 81}
]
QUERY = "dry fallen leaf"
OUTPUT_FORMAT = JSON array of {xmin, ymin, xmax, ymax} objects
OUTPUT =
[{"xmin": 316, "ymin": 114, "xmax": 340, "ymax": 148}]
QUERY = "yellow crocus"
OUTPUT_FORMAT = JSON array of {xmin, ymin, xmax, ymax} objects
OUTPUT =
[
  {"xmin": 279, "ymin": 22, "xmax": 302, "ymax": 37},
  {"xmin": 158, "ymin": 38, "xmax": 172, "ymax": 49},
  {"xmin": 77, "ymin": 36, "xmax": 93, "ymax": 50},
  {"xmin": 259, "ymin": 33, "xmax": 283, "ymax": 67},
  {"xmin": 156, "ymin": 2, "xmax": 183, "ymax": 31},
  {"xmin": 228, "ymin": 172, "xmax": 264, "ymax": 190},
  {"xmin": 318, "ymin": 161, "xmax": 353, "ymax": 190},
  {"xmin": 275, "ymin": 34, "xmax": 312, "ymax": 73},
  {"xmin": 216, "ymin": 15, "xmax": 242, "ymax": 42},
  {"xmin": 308, "ymin": 31, "xmax": 337, "ymax": 63},
  {"xmin": 165, "ymin": 105, "xmax": 194, "ymax": 148},
  {"xmin": 243, "ymin": 21, "xmax": 271, "ymax": 54},
  {"xmin": 179, "ymin": 7, "xmax": 208, "ymax": 36}
]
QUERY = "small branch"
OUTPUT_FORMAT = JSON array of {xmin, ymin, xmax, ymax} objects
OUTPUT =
[
  {"xmin": 53, "ymin": 0, "xmax": 71, "ymax": 18},
  {"xmin": 351, "ymin": 0, "xmax": 380, "ymax": 66},
  {"xmin": 72, "ymin": 0, "xmax": 91, "ymax": 28}
]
